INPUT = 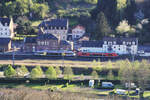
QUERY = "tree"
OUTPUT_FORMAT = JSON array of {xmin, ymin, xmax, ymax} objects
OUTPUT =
[
  {"xmin": 116, "ymin": 20, "xmax": 135, "ymax": 36},
  {"xmin": 4, "ymin": 65, "xmax": 16, "ymax": 77},
  {"xmin": 136, "ymin": 60, "xmax": 150, "ymax": 99},
  {"xmin": 91, "ymin": 0, "xmax": 117, "ymax": 26},
  {"xmin": 30, "ymin": 68, "xmax": 42, "ymax": 78},
  {"xmin": 106, "ymin": 60, "xmax": 113, "ymax": 69},
  {"xmin": 16, "ymin": 65, "xmax": 29, "ymax": 77},
  {"xmin": 36, "ymin": 65, "xmax": 43, "ymax": 75},
  {"xmin": 45, "ymin": 67, "xmax": 56, "ymax": 79},
  {"xmin": 30, "ymin": 66, "xmax": 43, "ymax": 78},
  {"xmin": 117, "ymin": 0, "xmax": 127, "ymax": 20},
  {"xmin": 119, "ymin": 59, "xmax": 134, "ymax": 95},
  {"xmin": 124, "ymin": 0, "xmax": 137, "ymax": 25},
  {"xmin": 31, "ymin": 3, "xmax": 49, "ymax": 19},
  {"xmin": 94, "ymin": 12, "xmax": 112, "ymax": 39},
  {"xmin": 14, "ymin": 0, "xmax": 29, "ymax": 16},
  {"xmin": 91, "ymin": 70, "xmax": 98, "ymax": 79},
  {"xmin": 55, "ymin": 66, "xmax": 62, "ymax": 77},
  {"xmin": 107, "ymin": 70, "xmax": 114, "ymax": 80},
  {"xmin": 16, "ymin": 16, "xmax": 34, "ymax": 35},
  {"xmin": 63, "ymin": 67, "xmax": 73, "ymax": 80}
]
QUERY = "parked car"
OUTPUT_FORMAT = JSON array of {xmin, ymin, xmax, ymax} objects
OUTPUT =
[
  {"xmin": 125, "ymin": 83, "xmax": 137, "ymax": 88},
  {"xmin": 115, "ymin": 89, "xmax": 126, "ymax": 95},
  {"xmin": 102, "ymin": 82, "xmax": 114, "ymax": 88}
]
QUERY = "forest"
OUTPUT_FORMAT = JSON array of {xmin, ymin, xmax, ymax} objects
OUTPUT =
[{"xmin": 0, "ymin": 0, "xmax": 150, "ymax": 43}]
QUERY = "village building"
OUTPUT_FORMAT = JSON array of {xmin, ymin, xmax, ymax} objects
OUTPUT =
[
  {"xmin": 23, "ymin": 37, "xmax": 37, "ymax": 52},
  {"xmin": 38, "ymin": 19, "xmax": 69, "ymax": 40},
  {"xmin": 23, "ymin": 34, "xmax": 71, "ymax": 52},
  {"xmin": 79, "ymin": 37, "xmax": 138, "ymax": 55},
  {"xmin": 0, "ymin": 17, "xmax": 14, "ymax": 52},
  {"xmin": 71, "ymin": 25, "xmax": 85, "ymax": 40}
]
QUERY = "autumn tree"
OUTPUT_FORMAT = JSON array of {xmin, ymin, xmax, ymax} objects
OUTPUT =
[
  {"xmin": 16, "ymin": 65, "xmax": 29, "ymax": 77},
  {"xmin": 116, "ymin": 20, "xmax": 135, "ymax": 36}
]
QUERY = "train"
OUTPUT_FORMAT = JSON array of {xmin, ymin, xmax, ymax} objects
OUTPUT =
[
  {"xmin": 77, "ymin": 51, "xmax": 118, "ymax": 57},
  {"xmin": 34, "ymin": 50, "xmax": 118, "ymax": 57},
  {"xmin": 34, "ymin": 50, "xmax": 76, "ymax": 57}
]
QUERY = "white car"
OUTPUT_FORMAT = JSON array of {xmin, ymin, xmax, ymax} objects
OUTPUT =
[{"xmin": 115, "ymin": 89, "xmax": 126, "ymax": 95}]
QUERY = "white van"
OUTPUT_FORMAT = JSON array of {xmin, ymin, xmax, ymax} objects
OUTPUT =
[{"xmin": 102, "ymin": 82, "xmax": 114, "ymax": 88}]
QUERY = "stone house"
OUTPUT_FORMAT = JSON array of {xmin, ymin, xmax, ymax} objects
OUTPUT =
[{"xmin": 38, "ymin": 19, "xmax": 69, "ymax": 40}]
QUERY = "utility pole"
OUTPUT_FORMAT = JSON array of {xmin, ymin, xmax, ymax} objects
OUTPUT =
[{"xmin": 12, "ymin": 46, "xmax": 15, "ymax": 66}]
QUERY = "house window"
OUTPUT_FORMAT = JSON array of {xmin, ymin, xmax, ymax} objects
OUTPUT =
[
  {"xmin": 38, "ymin": 41, "xmax": 40, "ymax": 45},
  {"xmin": 108, "ymin": 42, "xmax": 112, "ymax": 45},
  {"xmin": 132, "ymin": 42, "xmax": 135, "ymax": 45},
  {"xmin": 123, "ymin": 41, "xmax": 125, "ymax": 45},
  {"xmin": 5, "ymin": 33, "xmax": 7, "ymax": 35},
  {"xmin": 5, "ymin": 28, "xmax": 7, "ymax": 30},
  {"xmin": 76, "ymin": 35, "xmax": 79, "ymax": 38},
  {"xmin": 129, "ymin": 42, "xmax": 131, "ymax": 45}
]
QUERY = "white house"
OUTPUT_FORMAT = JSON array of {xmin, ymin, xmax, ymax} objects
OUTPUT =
[
  {"xmin": 38, "ymin": 19, "xmax": 69, "ymax": 40},
  {"xmin": 0, "ymin": 18, "xmax": 14, "ymax": 38},
  {"xmin": 79, "ymin": 37, "xmax": 138, "ymax": 55},
  {"xmin": 72, "ymin": 25, "xmax": 85, "ymax": 40},
  {"xmin": 0, "ymin": 17, "xmax": 14, "ymax": 52}
]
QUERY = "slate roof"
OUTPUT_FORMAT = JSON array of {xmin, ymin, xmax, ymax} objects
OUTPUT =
[
  {"xmin": 39, "ymin": 19, "xmax": 68, "ymax": 28},
  {"xmin": 103, "ymin": 37, "xmax": 138, "ymax": 45},
  {"xmin": 0, "ymin": 18, "xmax": 11, "ymax": 26},
  {"xmin": 37, "ymin": 34, "xmax": 58, "ymax": 40},
  {"xmin": 25, "ymin": 37, "xmax": 37, "ymax": 43},
  {"xmin": 81, "ymin": 41, "xmax": 103, "ymax": 47},
  {"xmin": 60, "ymin": 40, "xmax": 70, "ymax": 45},
  {"xmin": 0, "ymin": 38, "xmax": 11, "ymax": 45},
  {"xmin": 138, "ymin": 45, "xmax": 150, "ymax": 52}
]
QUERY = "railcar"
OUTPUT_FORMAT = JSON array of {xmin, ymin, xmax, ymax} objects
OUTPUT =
[
  {"xmin": 77, "ymin": 52, "xmax": 118, "ymax": 57},
  {"xmin": 34, "ymin": 50, "xmax": 76, "ymax": 57}
]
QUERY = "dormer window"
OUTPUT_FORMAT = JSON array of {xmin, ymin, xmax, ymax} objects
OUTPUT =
[
  {"xmin": 132, "ymin": 42, "xmax": 135, "ymax": 45},
  {"xmin": 113, "ymin": 41, "xmax": 116, "ymax": 44},
  {"xmin": 5, "ymin": 23, "xmax": 7, "ymax": 26},
  {"xmin": 104, "ymin": 41, "xmax": 107, "ymax": 44}
]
